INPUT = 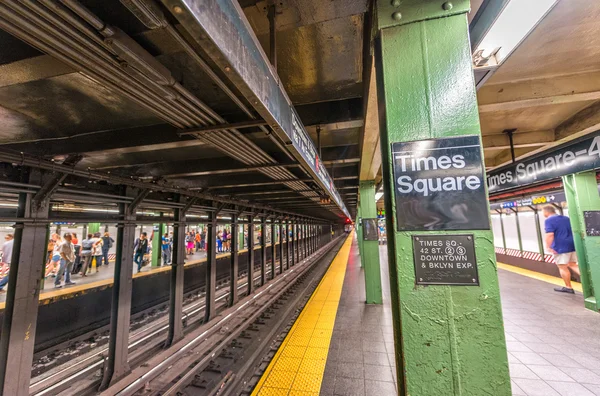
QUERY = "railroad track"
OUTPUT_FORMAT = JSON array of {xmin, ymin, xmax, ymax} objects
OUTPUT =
[
  {"xmin": 29, "ymin": 263, "xmax": 271, "ymax": 396},
  {"xmin": 105, "ymin": 236, "xmax": 344, "ymax": 396}
]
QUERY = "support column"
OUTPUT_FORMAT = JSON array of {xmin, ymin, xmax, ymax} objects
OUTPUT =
[
  {"xmin": 375, "ymin": 1, "xmax": 510, "ymax": 393},
  {"xmin": 270, "ymin": 220, "xmax": 276, "ymax": 279},
  {"xmin": 205, "ymin": 211, "xmax": 217, "ymax": 322},
  {"xmin": 152, "ymin": 221, "xmax": 165, "ymax": 267},
  {"xmin": 230, "ymin": 216, "xmax": 239, "ymax": 306},
  {"xmin": 357, "ymin": 206, "xmax": 364, "ymax": 262},
  {"xmin": 167, "ymin": 204, "xmax": 186, "ymax": 346},
  {"xmin": 247, "ymin": 215, "xmax": 255, "ymax": 294},
  {"xmin": 0, "ymin": 172, "xmax": 49, "ymax": 395},
  {"xmin": 260, "ymin": 216, "xmax": 267, "ymax": 285},
  {"xmin": 279, "ymin": 220, "xmax": 284, "ymax": 273},
  {"xmin": 563, "ymin": 171, "xmax": 600, "ymax": 312},
  {"xmin": 303, "ymin": 224, "xmax": 308, "ymax": 259},
  {"xmin": 291, "ymin": 221, "xmax": 297, "ymax": 267},
  {"xmin": 101, "ymin": 194, "xmax": 136, "ymax": 389},
  {"xmin": 359, "ymin": 181, "xmax": 383, "ymax": 304},
  {"xmin": 285, "ymin": 221, "xmax": 291, "ymax": 268}
]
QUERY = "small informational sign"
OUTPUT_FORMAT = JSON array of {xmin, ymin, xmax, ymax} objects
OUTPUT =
[
  {"xmin": 391, "ymin": 135, "xmax": 489, "ymax": 231},
  {"xmin": 487, "ymin": 131, "xmax": 600, "ymax": 193},
  {"xmin": 413, "ymin": 234, "xmax": 479, "ymax": 286},
  {"xmin": 584, "ymin": 211, "xmax": 600, "ymax": 236},
  {"xmin": 363, "ymin": 218, "xmax": 378, "ymax": 241}
]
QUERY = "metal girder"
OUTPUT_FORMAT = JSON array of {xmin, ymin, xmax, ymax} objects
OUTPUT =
[
  {"xmin": 167, "ymin": 196, "xmax": 187, "ymax": 346},
  {"xmin": 205, "ymin": 211, "xmax": 217, "ymax": 322},
  {"xmin": 0, "ymin": 171, "xmax": 49, "ymax": 395},
  {"xmin": 100, "ymin": 193, "xmax": 136, "ymax": 389},
  {"xmin": 164, "ymin": 163, "xmax": 299, "ymax": 178},
  {"xmin": 230, "ymin": 214, "xmax": 239, "ymax": 306},
  {"xmin": 247, "ymin": 214, "xmax": 255, "ymax": 295},
  {"xmin": 127, "ymin": 188, "xmax": 151, "ymax": 215},
  {"xmin": 260, "ymin": 216, "xmax": 267, "ymax": 285},
  {"xmin": 270, "ymin": 221, "xmax": 276, "ymax": 279},
  {"xmin": 161, "ymin": 0, "xmax": 350, "ymax": 219},
  {"xmin": 177, "ymin": 120, "xmax": 268, "ymax": 136},
  {"xmin": 0, "ymin": 151, "xmax": 321, "ymax": 221}
]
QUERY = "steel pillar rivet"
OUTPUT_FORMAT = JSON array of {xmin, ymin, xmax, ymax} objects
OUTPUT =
[
  {"xmin": 391, "ymin": 0, "xmax": 401, "ymax": 6},
  {"xmin": 173, "ymin": 6, "xmax": 183, "ymax": 14},
  {"xmin": 442, "ymin": 2, "xmax": 453, "ymax": 10},
  {"xmin": 225, "ymin": 66, "xmax": 231, "ymax": 72},
  {"xmin": 392, "ymin": 11, "xmax": 402, "ymax": 21}
]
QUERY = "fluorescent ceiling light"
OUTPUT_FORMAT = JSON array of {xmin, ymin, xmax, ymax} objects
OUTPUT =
[
  {"xmin": 475, "ymin": 0, "xmax": 558, "ymax": 64},
  {"xmin": 375, "ymin": 192, "xmax": 384, "ymax": 202}
]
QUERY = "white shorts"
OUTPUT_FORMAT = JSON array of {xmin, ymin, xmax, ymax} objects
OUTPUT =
[{"xmin": 554, "ymin": 252, "xmax": 577, "ymax": 265}]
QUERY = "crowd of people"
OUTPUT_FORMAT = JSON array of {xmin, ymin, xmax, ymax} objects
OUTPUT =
[{"xmin": 0, "ymin": 224, "xmax": 284, "ymax": 293}]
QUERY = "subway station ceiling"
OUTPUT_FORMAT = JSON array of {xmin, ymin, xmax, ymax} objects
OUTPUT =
[{"xmin": 0, "ymin": 0, "xmax": 596, "ymax": 221}]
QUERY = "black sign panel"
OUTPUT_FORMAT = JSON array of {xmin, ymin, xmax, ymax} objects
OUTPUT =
[
  {"xmin": 413, "ymin": 235, "xmax": 479, "ymax": 286},
  {"xmin": 363, "ymin": 218, "xmax": 378, "ymax": 241},
  {"xmin": 584, "ymin": 211, "xmax": 600, "ymax": 236},
  {"xmin": 391, "ymin": 136, "xmax": 489, "ymax": 231},
  {"xmin": 487, "ymin": 131, "xmax": 600, "ymax": 194}
]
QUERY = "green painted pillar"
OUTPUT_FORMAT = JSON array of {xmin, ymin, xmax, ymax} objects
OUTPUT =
[
  {"xmin": 359, "ymin": 181, "xmax": 383, "ymax": 304},
  {"xmin": 563, "ymin": 172, "xmax": 600, "ymax": 312},
  {"xmin": 374, "ymin": 1, "xmax": 510, "ymax": 394},
  {"xmin": 152, "ymin": 223, "xmax": 165, "ymax": 267},
  {"xmin": 356, "ymin": 206, "xmax": 364, "ymax": 261},
  {"xmin": 88, "ymin": 223, "xmax": 100, "ymax": 234}
]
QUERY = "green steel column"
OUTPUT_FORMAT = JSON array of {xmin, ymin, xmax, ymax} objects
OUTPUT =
[
  {"xmin": 356, "ymin": 206, "xmax": 364, "ymax": 261},
  {"xmin": 151, "ymin": 222, "xmax": 164, "ymax": 267},
  {"xmin": 375, "ymin": 1, "xmax": 510, "ymax": 394},
  {"xmin": 88, "ymin": 222, "xmax": 100, "ymax": 234},
  {"xmin": 359, "ymin": 181, "xmax": 383, "ymax": 304},
  {"xmin": 563, "ymin": 172, "xmax": 600, "ymax": 312}
]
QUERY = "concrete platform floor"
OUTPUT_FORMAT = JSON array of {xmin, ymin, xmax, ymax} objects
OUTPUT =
[{"xmin": 322, "ymin": 240, "xmax": 600, "ymax": 396}]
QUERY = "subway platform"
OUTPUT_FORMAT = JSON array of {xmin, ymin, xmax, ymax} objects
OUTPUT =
[{"xmin": 252, "ymin": 234, "xmax": 600, "ymax": 396}]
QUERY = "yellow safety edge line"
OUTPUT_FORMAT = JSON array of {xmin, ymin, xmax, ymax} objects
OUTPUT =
[
  {"xmin": 498, "ymin": 262, "xmax": 583, "ymax": 292},
  {"xmin": 251, "ymin": 232, "xmax": 354, "ymax": 396}
]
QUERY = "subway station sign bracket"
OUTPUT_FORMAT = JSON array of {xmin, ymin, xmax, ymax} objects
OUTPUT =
[{"xmin": 391, "ymin": 135, "xmax": 489, "ymax": 231}]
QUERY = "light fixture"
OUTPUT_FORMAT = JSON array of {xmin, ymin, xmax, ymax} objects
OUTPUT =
[
  {"xmin": 474, "ymin": 0, "xmax": 558, "ymax": 65},
  {"xmin": 375, "ymin": 192, "xmax": 384, "ymax": 202}
]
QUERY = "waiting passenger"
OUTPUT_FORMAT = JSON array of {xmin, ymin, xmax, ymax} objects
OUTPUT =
[
  {"xmin": 101, "ymin": 232, "xmax": 114, "ymax": 267},
  {"xmin": 0, "ymin": 234, "xmax": 14, "ymax": 293},
  {"xmin": 79, "ymin": 233, "xmax": 94, "ymax": 277},
  {"xmin": 45, "ymin": 233, "xmax": 62, "ymax": 278},
  {"xmin": 185, "ymin": 232, "xmax": 194, "ymax": 255},
  {"xmin": 92, "ymin": 232, "xmax": 104, "ymax": 270},
  {"xmin": 543, "ymin": 205, "xmax": 580, "ymax": 294},
  {"xmin": 161, "ymin": 232, "xmax": 171, "ymax": 265},
  {"xmin": 55, "ymin": 233, "xmax": 76, "ymax": 288},
  {"xmin": 134, "ymin": 232, "xmax": 149, "ymax": 273}
]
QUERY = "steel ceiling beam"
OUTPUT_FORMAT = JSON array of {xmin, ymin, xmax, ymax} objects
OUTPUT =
[
  {"xmin": 177, "ymin": 120, "xmax": 268, "ymax": 136},
  {"xmin": 161, "ymin": 0, "xmax": 349, "ymax": 218}
]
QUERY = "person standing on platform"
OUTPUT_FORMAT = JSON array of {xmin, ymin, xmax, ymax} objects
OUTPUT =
[
  {"xmin": 195, "ymin": 231, "xmax": 201, "ymax": 252},
  {"xmin": 55, "ymin": 233, "xmax": 76, "ymax": 288},
  {"xmin": 134, "ymin": 232, "xmax": 149, "ymax": 273},
  {"xmin": 79, "ymin": 233, "xmax": 94, "ymax": 277},
  {"xmin": 200, "ymin": 228, "xmax": 206, "ymax": 251},
  {"xmin": 543, "ymin": 205, "xmax": 580, "ymax": 294},
  {"xmin": 185, "ymin": 232, "xmax": 194, "ymax": 256},
  {"xmin": 0, "ymin": 234, "xmax": 14, "ymax": 293},
  {"xmin": 46, "ymin": 233, "xmax": 62, "ymax": 277},
  {"xmin": 91, "ymin": 232, "xmax": 104, "ymax": 271},
  {"xmin": 101, "ymin": 232, "xmax": 114, "ymax": 267},
  {"xmin": 162, "ymin": 232, "xmax": 171, "ymax": 265}
]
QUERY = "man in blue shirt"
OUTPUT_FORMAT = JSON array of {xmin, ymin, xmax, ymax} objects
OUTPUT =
[{"xmin": 543, "ymin": 205, "xmax": 579, "ymax": 294}]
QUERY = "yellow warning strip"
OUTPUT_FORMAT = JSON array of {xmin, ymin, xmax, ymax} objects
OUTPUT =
[
  {"xmin": 498, "ymin": 262, "xmax": 583, "ymax": 293},
  {"xmin": 251, "ymin": 232, "xmax": 354, "ymax": 396}
]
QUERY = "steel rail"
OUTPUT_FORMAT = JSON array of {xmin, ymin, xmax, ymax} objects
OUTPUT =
[{"xmin": 112, "ymin": 237, "xmax": 332, "ymax": 396}]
